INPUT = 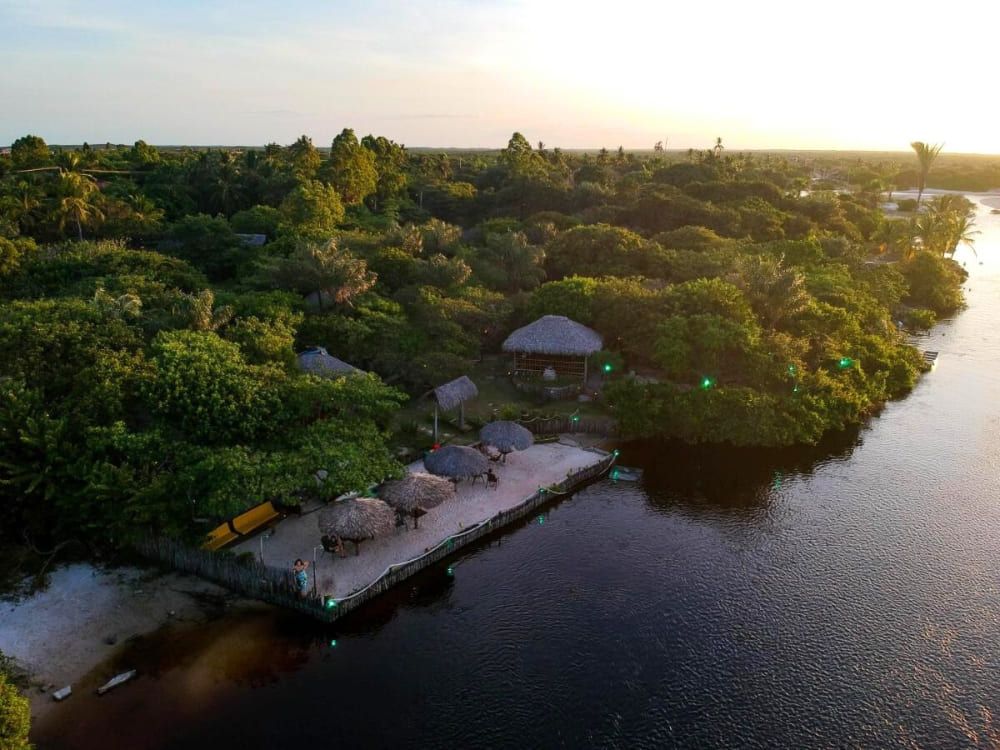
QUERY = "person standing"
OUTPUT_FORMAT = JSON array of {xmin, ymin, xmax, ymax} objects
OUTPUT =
[{"xmin": 293, "ymin": 558, "xmax": 309, "ymax": 597}]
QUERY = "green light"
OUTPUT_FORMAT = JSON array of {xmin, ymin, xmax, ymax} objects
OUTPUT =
[
  {"xmin": 324, "ymin": 597, "xmax": 338, "ymax": 609},
  {"xmin": 793, "ymin": 385, "xmax": 800, "ymax": 393},
  {"xmin": 611, "ymin": 469, "xmax": 619, "ymax": 480},
  {"xmin": 446, "ymin": 566, "xmax": 454, "ymax": 575},
  {"xmin": 537, "ymin": 515, "xmax": 544, "ymax": 524},
  {"xmin": 701, "ymin": 376, "xmax": 714, "ymax": 390},
  {"xmin": 613, "ymin": 449, "xmax": 620, "ymax": 457},
  {"xmin": 838, "ymin": 357, "xmax": 852, "ymax": 369},
  {"xmin": 603, "ymin": 363, "xmax": 612, "ymax": 373},
  {"xmin": 571, "ymin": 415, "xmax": 580, "ymax": 422},
  {"xmin": 330, "ymin": 639, "xmax": 338, "ymax": 647},
  {"xmin": 539, "ymin": 487, "xmax": 547, "ymax": 494},
  {"xmin": 788, "ymin": 365, "xmax": 796, "ymax": 375}
]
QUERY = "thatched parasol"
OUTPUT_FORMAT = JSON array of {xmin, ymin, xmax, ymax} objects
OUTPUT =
[
  {"xmin": 317, "ymin": 497, "xmax": 395, "ymax": 556},
  {"xmin": 423, "ymin": 445, "xmax": 487, "ymax": 480},
  {"xmin": 378, "ymin": 472, "xmax": 455, "ymax": 529},
  {"xmin": 480, "ymin": 421, "xmax": 534, "ymax": 460}
]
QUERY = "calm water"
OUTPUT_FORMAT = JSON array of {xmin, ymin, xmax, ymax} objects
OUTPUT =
[{"xmin": 35, "ymin": 195, "xmax": 1000, "ymax": 749}]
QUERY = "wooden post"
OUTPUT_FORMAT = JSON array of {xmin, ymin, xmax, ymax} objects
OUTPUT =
[
  {"xmin": 433, "ymin": 403, "xmax": 439, "ymax": 443},
  {"xmin": 460, "ymin": 400, "xmax": 466, "ymax": 430}
]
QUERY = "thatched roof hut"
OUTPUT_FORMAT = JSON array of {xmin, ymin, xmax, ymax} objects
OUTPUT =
[
  {"xmin": 428, "ymin": 375, "xmax": 478, "ymax": 441},
  {"xmin": 502, "ymin": 316, "xmax": 603, "ymax": 380},
  {"xmin": 423, "ymin": 445, "xmax": 488, "ymax": 480},
  {"xmin": 378, "ymin": 472, "xmax": 455, "ymax": 528},
  {"xmin": 432, "ymin": 375, "xmax": 478, "ymax": 411},
  {"xmin": 317, "ymin": 497, "xmax": 394, "ymax": 556},
  {"xmin": 297, "ymin": 346, "xmax": 361, "ymax": 378},
  {"xmin": 480, "ymin": 421, "xmax": 534, "ymax": 458}
]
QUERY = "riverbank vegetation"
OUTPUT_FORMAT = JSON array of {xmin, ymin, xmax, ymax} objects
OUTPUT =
[{"xmin": 0, "ymin": 134, "xmax": 977, "ymax": 560}]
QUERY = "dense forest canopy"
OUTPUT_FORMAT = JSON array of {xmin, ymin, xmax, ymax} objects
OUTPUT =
[{"xmin": 0, "ymin": 132, "xmax": 979, "ymax": 556}]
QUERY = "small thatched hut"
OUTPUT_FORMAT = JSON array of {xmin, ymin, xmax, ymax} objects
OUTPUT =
[
  {"xmin": 297, "ymin": 346, "xmax": 361, "ymax": 378},
  {"xmin": 502, "ymin": 315, "xmax": 603, "ymax": 380},
  {"xmin": 427, "ymin": 375, "xmax": 478, "ymax": 441}
]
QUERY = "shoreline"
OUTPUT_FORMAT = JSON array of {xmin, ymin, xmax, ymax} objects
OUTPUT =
[
  {"xmin": 0, "ymin": 564, "xmax": 249, "ymax": 722},
  {"xmin": 5, "ymin": 433, "xmax": 613, "ymax": 723}
]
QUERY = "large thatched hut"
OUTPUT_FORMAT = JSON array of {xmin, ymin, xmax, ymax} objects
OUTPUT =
[
  {"xmin": 502, "ymin": 315, "xmax": 603, "ymax": 381},
  {"xmin": 297, "ymin": 346, "xmax": 361, "ymax": 378}
]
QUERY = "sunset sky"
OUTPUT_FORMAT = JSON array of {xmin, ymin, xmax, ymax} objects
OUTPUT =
[{"xmin": 2, "ymin": 0, "xmax": 997, "ymax": 153}]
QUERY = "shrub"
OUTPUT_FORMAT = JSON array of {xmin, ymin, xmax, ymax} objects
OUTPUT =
[{"xmin": 0, "ymin": 669, "xmax": 31, "ymax": 750}]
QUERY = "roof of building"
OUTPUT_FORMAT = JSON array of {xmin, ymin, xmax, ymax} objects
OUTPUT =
[{"xmin": 501, "ymin": 315, "xmax": 603, "ymax": 356}]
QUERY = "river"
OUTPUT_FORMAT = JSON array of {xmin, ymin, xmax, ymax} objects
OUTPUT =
[{"xmin": 33, "ymin": 193, "xmax": 1000, "ymax": 749}]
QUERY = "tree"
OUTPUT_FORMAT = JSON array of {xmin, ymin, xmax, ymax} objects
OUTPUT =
[
  {"xmin": 910, "ymin": 141, "xmax": 943, "ymax": 206},
  {"xmin": 258, "ymin": 237, "xmax": 375, "ymax": 308},
  {"xmin": 10, "ymin": 134, "xmax": 50, "ymax": 170},
  {"xmin": 285, "ymin": 135, "xmax": 321, "ymax": 180},
  {"xmin": 361, "ymin": 134, "xmax": 408, "ymax": 210},
  {"xmin": 163, "ymin": 214, "xmax": 242, "ymax": 280},
  {"xmin": 56, "ymin": 172, "xmax": 104, "ymax": 240},
  {"xmin": 278, "ymin": 180, "xmax": 345, "ymax": 237},
  {"xmin": 0, "ymin": 670, "xmax": 31, "ymax": 750},
  {"xmin": 325, "ymin": 128, "xmax": 377, "ymax": 205},
  {"xmin": 144, "ymin": 330, "xmax": 274, "ymax": 445}
]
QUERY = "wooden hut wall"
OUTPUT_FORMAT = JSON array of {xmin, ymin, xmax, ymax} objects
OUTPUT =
[{"xmin": 513, "ymin": 352, "xmax": 587, "ymax": 379}]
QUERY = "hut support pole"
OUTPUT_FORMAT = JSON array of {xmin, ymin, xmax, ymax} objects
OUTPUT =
[
  {"xmin": 433, "ymin": 404, "xmax": 439, "ymax": 443},
  {"xmin": 460, "ymin": 401, "xmax": 466, "ymax": 430},
  {"xmin": 584, "ymin": 355, "xmax": 588, "ymax": 384}
]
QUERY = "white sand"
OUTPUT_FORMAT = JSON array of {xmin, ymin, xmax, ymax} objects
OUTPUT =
[
  {"xmin": 232, "ymin": 440, "xmax": 610, "ymax": 601},
  {"xmin": 0, "ymin": 564, "xmax": 233, "ymax": 719}
]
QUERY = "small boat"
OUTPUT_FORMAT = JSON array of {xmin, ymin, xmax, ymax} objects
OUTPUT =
[
  {"xmin": 610, "ymin": 466, "xmax": 643, "ymax": 482},
  {"xmin": 97, "ymin": 669, "xmax": 136, "ymax": 695}
]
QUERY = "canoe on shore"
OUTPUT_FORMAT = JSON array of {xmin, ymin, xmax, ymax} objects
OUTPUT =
[{"xmin": 97, "ymin": 669, "xmax": 136, "ymax": 695}]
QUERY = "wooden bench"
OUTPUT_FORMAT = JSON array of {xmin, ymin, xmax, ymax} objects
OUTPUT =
[{"xmin": 202, "ymin": 501, "xmax": 283, "ymax": 551}]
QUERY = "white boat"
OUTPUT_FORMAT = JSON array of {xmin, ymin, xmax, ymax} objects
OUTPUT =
[{"xmin": 97, "ymin": 669, "xmax": 136, "ymax": 695}]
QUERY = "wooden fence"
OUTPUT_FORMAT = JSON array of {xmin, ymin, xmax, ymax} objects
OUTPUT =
[
  {"xmin": 137, "ymin": 451, "xmax": 617, "ymax": 623},
  {"xmin": 520, "ymin": 415, "xmax": 615, "ymax": 436}
]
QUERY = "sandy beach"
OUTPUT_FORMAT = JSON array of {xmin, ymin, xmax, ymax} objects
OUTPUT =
[{"xmin": 0, "ymin": 565, "xmax": 240, "ymax": 720}]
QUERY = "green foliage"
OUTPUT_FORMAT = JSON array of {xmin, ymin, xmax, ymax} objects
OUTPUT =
[
  {"xmin": 255, "ymin": 237, "xmax": 375, "ymax": 308},
  {"xmin": 326, "ymin": 128, "xmax": 378, "ymax": 205},
  {"xmin": 278, "ymin": 180, "xmax": 345, "ymax": 237},
  {"xmin": 163, "ymin": 214, "xmax": 243, "ymax": 281},
  {"xmin": 144, "ymin": 330, "xmax": 276, "ymax": 444},
  {"xmin": 0, "ymin": 669, "xmax": 31, "ymax": 750},
  {"xmin": 900, "ymin": 251, "xmax": 967, "ymax": 315}
]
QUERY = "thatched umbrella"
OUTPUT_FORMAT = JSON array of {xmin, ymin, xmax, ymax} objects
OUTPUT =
[
  {"xmin": 423, "ymin": 445, "xmax": 487, "ymax": 481},
  {"xmin": 480, "ymin": 421, "xmax": 534, "ymax": 461},
  {"xmin": 378, "ymin": 472, "xmax": 455, "ymax": 529},
  {"xmin": 317, "ymin": 497, "xmax": 395, "ymax": 556}
]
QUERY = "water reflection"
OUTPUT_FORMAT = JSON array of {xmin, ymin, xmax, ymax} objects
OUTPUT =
[{"xmin": 617, "ymin": 426, "xmax": 862, "ymax": 518}]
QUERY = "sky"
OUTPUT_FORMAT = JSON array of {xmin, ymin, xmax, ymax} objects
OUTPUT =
[{"xmin": 2, "ymin": 0, "xmax": 998, "ymax": 153}]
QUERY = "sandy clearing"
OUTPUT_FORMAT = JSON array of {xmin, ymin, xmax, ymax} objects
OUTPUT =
[{"xmin": 0, "ymin": 564, "xmax": 238, "ymax": 720}]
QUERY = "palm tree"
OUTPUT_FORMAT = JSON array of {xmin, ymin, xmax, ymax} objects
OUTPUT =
[
  {"xmin": 943, "ymin": 212, "xmax": 979, "ymax": 257},
  {"xmin": 910, "ymin": 141, "xmax": 943, "ymax": 207},
  {"xmin": 55, "ymin": 171, "xmax": 104, "ymax": 240}
]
